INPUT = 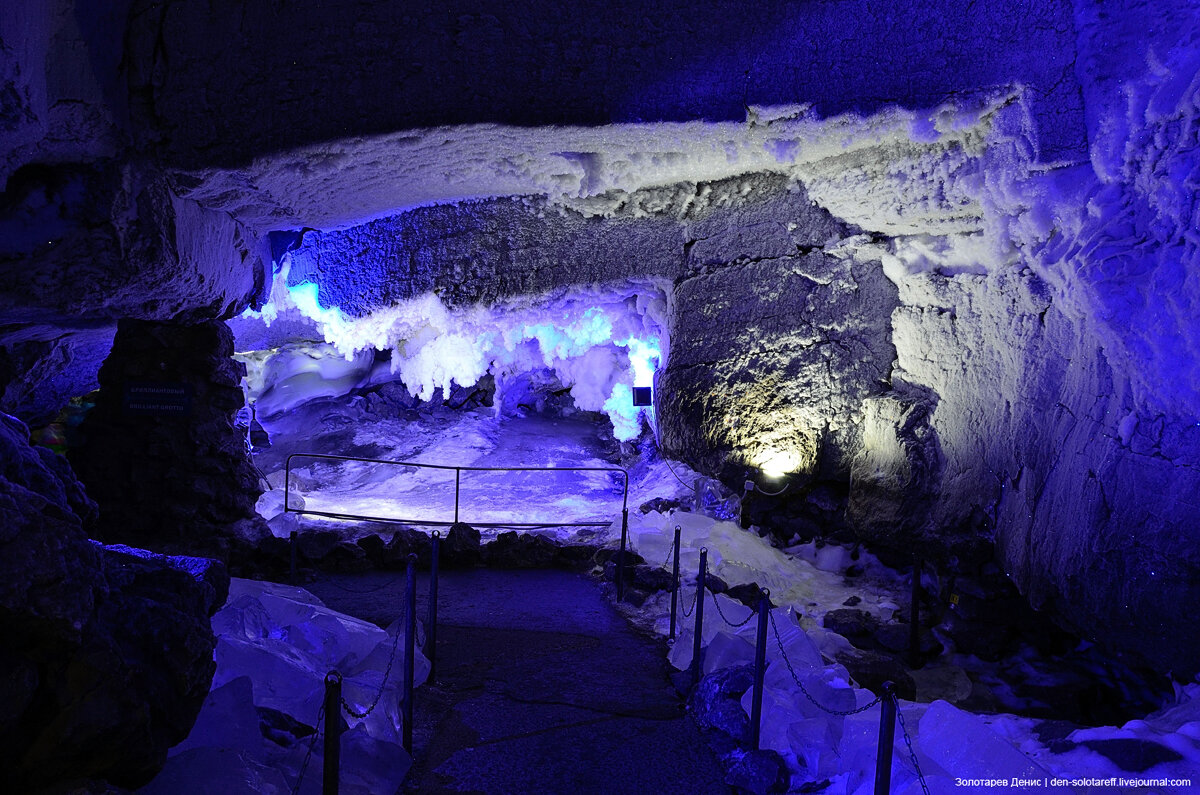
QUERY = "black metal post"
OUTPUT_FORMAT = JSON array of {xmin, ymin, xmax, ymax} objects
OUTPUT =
[
  {"xmin": 454, "ymin": 468, "xmax": 461, "ymax": 523},
  {"xmin": 428, "ymin": 531, "xmax": 440, "ymax": 682},
  {"xmin": 909, "ymin": 558, "xmax": 922, "ymax": 668},
  {"xmin": 615, "ymin": 509, "xmax": 628, "ymax": 601},
  {"xmin": 874, "ymin": 682, "xmax": 897, "ymax": 795},
  {"xmin": 750, "ymin": 588, "xmax": 770, "ymax": 749},
  {"xmin": 669, "ymin": 525, "xmax": 682, "ymax": 639},
  {"xmin": 289, "ymin": 530, "xmax": 297, "ymax": 584},
  {"xmin": 323, "ymin": 671, "xmax": 342, "ymax": 795},
  {"xmin": 403, "ymin": 554, "xmax": 417, "ymax": 753},
  {"xmin": 691, "ymin": 547, "xmax": 708, "ymax": 687}
]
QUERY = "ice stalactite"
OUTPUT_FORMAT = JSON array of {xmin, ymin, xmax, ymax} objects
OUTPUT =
[{"xmin": 236, "ymin": 264, "xmax": 667, "ymax": 440}]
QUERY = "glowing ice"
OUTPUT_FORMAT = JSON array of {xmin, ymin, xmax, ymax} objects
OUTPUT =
[{"xmin": 238, "ymin": 272, "xmax": 667, "ymax": 440}]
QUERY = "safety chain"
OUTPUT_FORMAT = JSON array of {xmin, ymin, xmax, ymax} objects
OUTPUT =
[
  {"xmin": 325, "ymin": 575, "xmax": 404, "ymax": 595},
  {"xmin": 894, "ymin": 694, "xmax": 931, "ymax": 795},
  {"xmin": 291, "ymin": 702, "xmax": 325, "ymax": 795},
  {"xmin": 340, "ymin": 621, "xmax": 405, "ymax": 718},
  {"xmin": 664, "ymin": 534, "xmax": 678, "ymax": 569},
  {"xmin": 680, "ymin": 583, "xmax": 699, "ymax": 618},
  {"xmin": 768, "ymin": 610, "xmax": 882, "ymax": 716},
  {"xmin": 710, "ymin": 591, "xmax": 756, "ymax": 628}
]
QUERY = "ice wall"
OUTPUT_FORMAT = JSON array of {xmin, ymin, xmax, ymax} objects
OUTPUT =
[{"xmin": 822, "ymin": 2, "xmax": 1200, "ymax": 675}]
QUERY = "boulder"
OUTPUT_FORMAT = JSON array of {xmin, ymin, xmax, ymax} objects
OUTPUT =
[
  {"xmin": 444, "ymin": 521, "xmax": 481, "ymax": 565},
  {"xmin": 484, "ymin": 531, "xmax": 560, "ymax": 568},
  {"xmin": 0, "ymin": 413, "xmax": 225, "ymax": 789}
]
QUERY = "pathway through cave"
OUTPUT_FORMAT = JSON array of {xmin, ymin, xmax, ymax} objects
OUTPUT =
[{"xmin": 307, "ymin": 568, "xmax": 732, "ymax": 794}]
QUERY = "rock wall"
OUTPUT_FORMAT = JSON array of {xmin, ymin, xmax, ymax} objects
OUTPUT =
[
  {"xmin": 0, "ymin": 411, "xmax": 229, "ymax": 789},
  {"xmin": 69, "ymin": 319, "xmax": 269, "ymax": 558}
]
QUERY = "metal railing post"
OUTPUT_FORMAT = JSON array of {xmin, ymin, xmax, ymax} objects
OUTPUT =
[
  {"xmin": 285, "ymin": 455, "xmax": 292, "ymax": 513},
  {"xmin": 428, "ymin": 531, "xmax": 440, "ymax": 682},
  {"xmin": 454, "ymin": 468, "xmax": 461, "ymax": 524},
  {"xmin": 909, "ymin": 558, "xmax": 922, "ymax": 668},
  {"xmin": 750, "ymin": 588, "xmax": 770, "ymax": 749},
  {"xmin": 669, "ymin": 524, "xmax": 681, "ymax": 640},
  {"xmin": 874, "ymin": 682, "xmax": 897, "ymax": 795},
  {"xmin": 323, "ymin": 672, "xmax": 342, "ymax": 795},
  {"xmin": 691, "ymin": 547, "xmax": 708, "ymax": 687},
  {"xmin": 403, "ymin": 554, "xmax": 417, "ymax": 754},
  {"xmin": 289, "ymin": 530, "xmax": 298, "ymax": 584},
  {"xmin": 615, "ymin": 509, "xmax": 628, "ymax": 601}
]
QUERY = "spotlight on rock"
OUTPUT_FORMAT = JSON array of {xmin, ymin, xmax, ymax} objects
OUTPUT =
[{"xmin": 632, "ymin": 386, "xmax": 652, "ymax": 406}]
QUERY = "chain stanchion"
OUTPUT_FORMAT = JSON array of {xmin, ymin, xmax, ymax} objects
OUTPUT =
[
  {"xmin": 323, "ymin": 672, "xmax": 343, "ymax": 795},
  {"xmin": 750, "ymin": 587, "xmax": 770, "ymax": 749},
  {"xmin": 615, "ymin": 509, "xmax": 629, "ymax": 601},
  {"xmin": 895, "ymin": 693, "xmax": 931, "ymax": 795},
  {"xmin": 909, "ymin": 557, "xmax": 923, "ymax": 669},
  {"xmin": 428, "ymin": 530, "xmax": 440, "ymax": 682},
  {"xmin": 690, "ymin": 547, "xmax": 708, "ymax": 688},
  {"xmin": 669, "ymin": 525, "xmax": 681, "ymax": 640},
  {"xmin": 873, "ymin": 682, "xmax": 897, "ymax": 795},
  {"xmin": 402, "ymin": 553, "xmax": 417, "ymax": 753}
]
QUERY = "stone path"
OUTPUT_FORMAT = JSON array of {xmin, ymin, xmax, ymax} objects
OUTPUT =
[{"xmin": 308, "ymin": 568, "xmax": 731, "ymax": 795}]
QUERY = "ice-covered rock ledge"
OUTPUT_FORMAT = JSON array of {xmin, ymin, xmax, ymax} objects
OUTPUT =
[
  {"xmin": 623, "ymin": 510, "xmax": 1200, "ymax": 794},
  {"xmin": 140, "ymin": 578, "xmax": 426, "ymax": 795}
]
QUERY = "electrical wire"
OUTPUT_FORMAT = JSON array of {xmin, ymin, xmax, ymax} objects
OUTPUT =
[{"xmin": 752, "ymin": 479, "xmax": 790, "ymax": 497}]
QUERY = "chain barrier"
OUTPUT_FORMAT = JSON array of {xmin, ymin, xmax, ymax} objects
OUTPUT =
[
  {"xmin": 340, "ymin": 617, "xmax": 406, "ymax": 719},
  {"xmin": 324, "ymin": 575, "xmax": 405, "ymax": 595},
  {"xmin": 680, "ymin": 584, "xmax": 699, "ymax": 618},
  {"xmin": 767, "ymin": 610, "xmax": 882, "ymax": 716},
  {"xmin": 290, "ymin": 702, "xmax": 325, "ymax": 795},
  {"xmin": 663, "ymin": 535, "xmax": 677, "ymax": 569},
  {"xmin": 894, "ymin": 693, "xmax": 931, "ymax": 795},
  {"xmin": 710, "ymin": 591, "xmax": 756, "ymax": 628}
]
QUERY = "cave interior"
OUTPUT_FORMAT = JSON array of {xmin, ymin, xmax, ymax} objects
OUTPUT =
[{"xmin": 2, "ymin": 1, "xmax": 1200, "ymax": 792}]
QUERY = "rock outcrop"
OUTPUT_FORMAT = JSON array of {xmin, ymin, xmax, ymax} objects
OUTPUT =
[
  {"xmin": 69, "ymin": 319, "xmax": 269, "ymax": 558},
  {"xmin": 0, "ymin": 412, "xmax": 228, "ymax": 789}
]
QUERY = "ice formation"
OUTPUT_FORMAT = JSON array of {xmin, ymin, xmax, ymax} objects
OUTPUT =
[
  {"xmin": 626, "ymin": 510, "xmax": 1200, "ymax": 794},
  {"xmin": 141, "ymin": 578, "xmax": 423, "ymax": 794},
  {"xmin": 237, "ymin": 265, "xmax": 665, "ymax": 441}
]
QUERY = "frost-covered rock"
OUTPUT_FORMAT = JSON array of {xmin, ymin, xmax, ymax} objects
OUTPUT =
[{"xmin": 212, "ymin": 579, "xmax": 427, "ymax": 748}]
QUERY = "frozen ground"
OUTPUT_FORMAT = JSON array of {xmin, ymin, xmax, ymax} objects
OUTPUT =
[{"xmin": 251, "ymin": 397, "xmax": 694, "ymax": 540}]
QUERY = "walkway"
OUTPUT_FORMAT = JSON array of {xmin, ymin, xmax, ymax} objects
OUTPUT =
[{"xmin": 307, "ymin": 568, "xmax": 731, "ymax": 795}]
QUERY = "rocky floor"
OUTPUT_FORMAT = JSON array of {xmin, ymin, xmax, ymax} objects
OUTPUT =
[{"xmin": 307, "ymin": 568, "xmax": 733, "ymax": 794}]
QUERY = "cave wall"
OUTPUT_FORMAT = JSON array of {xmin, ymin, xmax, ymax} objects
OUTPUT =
[
  {"xmin": 0, "ymin": 2, "xmax": 268, "ymax": 423},
  {"xmin": 2, "ymin": 0, "xmax": 1199, "ymax": 677},
  {"xmin": 124, "ymin": 0, "xmax": 1084, "ymax": 169}
]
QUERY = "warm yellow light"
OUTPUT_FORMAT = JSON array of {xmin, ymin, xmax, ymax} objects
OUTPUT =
[{"xmin": 755, "ymin": 449, "xmax": 802, "ymax": 479}]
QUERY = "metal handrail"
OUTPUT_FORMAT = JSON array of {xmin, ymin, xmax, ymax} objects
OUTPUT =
[{"xmin": 283, "ymin": 452, "xmax": 629, "ymax": 528}]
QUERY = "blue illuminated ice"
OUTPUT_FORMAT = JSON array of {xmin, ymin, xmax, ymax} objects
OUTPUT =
[{"xmin": 237, "ymin": 266, "xmax": 666, "ymax": 440}]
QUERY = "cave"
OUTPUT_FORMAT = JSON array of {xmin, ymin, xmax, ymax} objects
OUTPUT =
[{"xmin": 3, "ymin": 1, "xmax": 1199, "ymax": 792}]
